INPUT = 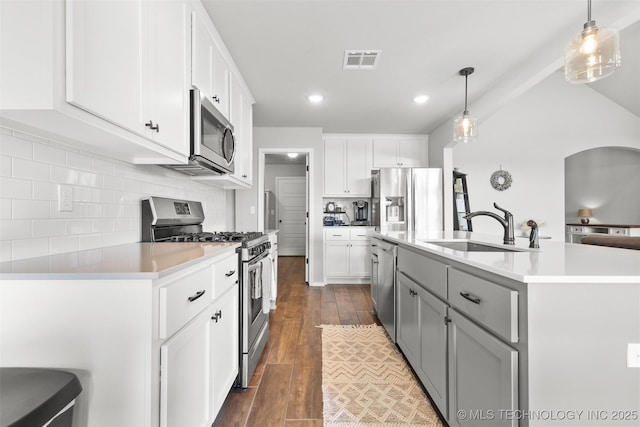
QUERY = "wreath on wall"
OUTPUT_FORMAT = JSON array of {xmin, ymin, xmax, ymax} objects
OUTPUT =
[{"xmin": 490, "ymin": 168, "xmax": 512, "ymax": 191}]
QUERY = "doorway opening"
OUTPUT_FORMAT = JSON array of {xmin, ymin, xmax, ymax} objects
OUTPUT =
[{"xmin": 258, "ymin": 149, "xmax": 311, "ymax": 284}]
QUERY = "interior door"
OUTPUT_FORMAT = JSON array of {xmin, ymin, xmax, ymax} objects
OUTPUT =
[{"xmin": 276, "ymin": 177, "xmax": 306, "ymax": 256}]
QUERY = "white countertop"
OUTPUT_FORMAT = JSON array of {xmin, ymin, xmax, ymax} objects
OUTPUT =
[
  {"xmin": 0, "ymin": 242, "xmax": 240, "ymax": 280},
  {"xmin": 374, "ymin": 230, "xmax": 640, "ymax": 284}
]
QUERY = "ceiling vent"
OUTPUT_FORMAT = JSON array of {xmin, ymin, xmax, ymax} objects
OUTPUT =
[{"xmin": 343, "ymin": 50, "xmax": 381, "ymax": 70}]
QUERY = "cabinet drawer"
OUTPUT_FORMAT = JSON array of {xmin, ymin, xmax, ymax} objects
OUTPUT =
[
  {"xmin": 448, "ymin": 268, "xmax": 518, "ymax": 343},
  {"xmin": 349, "ymin": 228, "xmax": 370, "ymax": 241},
  {"xmin": 325, "ymin": 229, "xmax": 350, "ymax": 240},
  {"xmin": 397, "ymin": 247, "xmax": 447, "ymax": 300},
  {"xmin": 159, "ymin": 266, "xmax": 213, "ymax": 339},
  {"xmin": 214, "ymin": 253, "xmax": 239, "ymax": 297},
  {"xmin": 609, "ymin": 228, "xmax": 629, "ymax": 236}
]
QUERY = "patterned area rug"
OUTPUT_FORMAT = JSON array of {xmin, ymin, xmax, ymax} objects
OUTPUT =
[{"xmin": 320, "ymin": 324, "xmax": 444, "ymax": 427}]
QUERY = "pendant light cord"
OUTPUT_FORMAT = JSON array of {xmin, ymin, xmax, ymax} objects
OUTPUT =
[
  {"xmin": 463, "ymin": 74, "xmax": 469, "ymax": 115},
  {"xmin": 587, "ymin": 0, "xmax": 591, "ymax": 22}
]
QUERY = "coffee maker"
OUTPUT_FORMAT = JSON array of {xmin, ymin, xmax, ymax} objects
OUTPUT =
[{"xmin": 352, "ymin": 200, "xmax": 369, "ymax": 226}]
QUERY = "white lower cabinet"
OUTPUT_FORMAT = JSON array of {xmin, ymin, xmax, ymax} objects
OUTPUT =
[
  {"xmin": 324, "ymin": 228, "xmax": 372, "ymax": 283},
  {"xmin": 448, "ymin": 309, "xmax": 518, "ymax": 427},
  {"xmin": 160, "ymin": 308, "xmax": 211, "ymax": 427},
  {"xmin": 209, "ymin": 285, "xmax": 239, "ymax": 418},
  {"xmin": 158, "ymin": 250, "xmax": 239, "ymax": 427}
]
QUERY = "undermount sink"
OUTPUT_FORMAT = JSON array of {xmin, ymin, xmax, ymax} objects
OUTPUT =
[{"xmin": 426, "ymin": 241, "xmax": 523, "ymax": 252}]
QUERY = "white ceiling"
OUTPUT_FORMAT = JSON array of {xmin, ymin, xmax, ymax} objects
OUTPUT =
[{"xmin": 203, "ymin": 1, "xmax": 640, "ymax": 135}]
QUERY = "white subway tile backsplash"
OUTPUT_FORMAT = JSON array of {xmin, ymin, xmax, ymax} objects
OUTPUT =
[
  {"xmin": 33, "ymin": 181, "xmax": 57, "ymax": 201},
  {"xmin": 12, "ymin": 158, "xmax": 51, "ymax": 181},
  {"xmin": 1, "ymin": 155, "xmax": 12, "ymax": 177},
  {"xmin": 13, "ymin": 200, "xmax": 50, "ymax": 219},
  {"xmin": 1, "ymin": 176, "xmax": 32, "ymax": 199},
  {"xmin": 33, "ymin": 143, "xmax": 66, "ymax": 166},
  {"xmin": 0, "ymin": 219, "xmax": 31, "ymax": 239},
  {"xmin": 0, "ymin": 200, "xmax": 11, "ymax": 219},
  {"xmin": 67, "ymin": 219, "xmax": 92, "ymax": 235},
  {"xmin": 0, "ymin": 125, "xmax": 230, "ymax": 262},
  {"xmin": 78, "ymin": 233, "xmax": 103, "ymax": 251},
  {"xmin": 91, "ymin": 158, "xmax": 114, "ymax": 174},
  {"xmin": 103, "ymin": 175, "xmax": 124, "ymax": 191},
  {"xmin": 78, "ymin": 171, "xmax": 101, "ymax": 188},
  {"xmin": 0, "ymin": 133, "xmax": 33, "ymax": 159},
  {"xmin": 32, "ymin": 219, "xmax": 66, "ymax": 237},
  {"xmin": 91, "ymin": 218, "xmax": 114, "ymax": 233},
  {"xmin": 50, "ymin": 165, "xmax": 79, "ymax": 185},
  {"xmin": 13, "ymin": 237, "xmax": 49, "ymax": 260},
  {"xmin": 49, "ymin": 235, "xmax": 79, "ymax": 255},
  {"xmin": 67, "ymin": 152, "xmax": 94, "ymax": 171},
  {"xmin": 74, "ymin": 186, "xmax": 93, "ymax": 203}
]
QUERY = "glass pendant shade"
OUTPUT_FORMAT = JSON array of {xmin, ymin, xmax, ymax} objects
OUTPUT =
[
  {"xmin": 453, "ymin": 113, "xmax": 477, "ymax": 143},
  {"xmin": 453, "ymin": 66, "xmax": 477, "ymax": 143},
  {"xmin": 564, "ymin": 0, "xmax": 621, "ymax": 84}
]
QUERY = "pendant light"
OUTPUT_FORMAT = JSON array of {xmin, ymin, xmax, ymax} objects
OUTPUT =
[
  {"xmin": 453, "ymin": 67, "xmax": 477, "ymax": 143},
  {"xmin": 565, "ymin": 0, "xmax": 620, "ymax": 83}
]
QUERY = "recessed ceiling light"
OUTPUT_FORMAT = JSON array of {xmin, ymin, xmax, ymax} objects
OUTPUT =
[
  {"xmin": 308, "ymin": 94, "xmax": 324, "ymax": 103},
  {"xmin": 413, "ymin": 95, "xmax": 429, "ymax": 104},
  {"xmin": 287, "ymin": 153, "xmax": 299, "ymax": 158}
]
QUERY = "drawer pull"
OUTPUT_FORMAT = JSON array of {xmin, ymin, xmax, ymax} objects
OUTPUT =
[
  {"xmin": 187, "ymin": 290, "xmax": 206, "ymax": 302},
  {"xmin": 225, "ymin": 270, "xmax": 236, "ymax": 277},
  {"xmin": 460, "ymin": 292, "xmax": 481, "ymax": 304}
]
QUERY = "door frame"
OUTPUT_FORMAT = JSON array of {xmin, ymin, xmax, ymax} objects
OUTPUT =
[{"xmin": 257, "ymin": 148, "xmax": 313, "ymax": 284}]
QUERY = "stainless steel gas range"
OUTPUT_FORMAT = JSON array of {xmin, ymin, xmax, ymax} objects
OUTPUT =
[{"xmin": 141, "ymin": 196, "xmax": 271, "ymax": 388}]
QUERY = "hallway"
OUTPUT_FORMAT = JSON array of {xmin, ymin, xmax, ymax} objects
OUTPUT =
[{"xmin": 212, "ymin": 256, "xmax": 378, "ymax": 427}]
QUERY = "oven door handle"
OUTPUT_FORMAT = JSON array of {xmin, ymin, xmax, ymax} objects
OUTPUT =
[{"xmin": 248, "ymin": 250, "xmax": 270, "ymax": 265}]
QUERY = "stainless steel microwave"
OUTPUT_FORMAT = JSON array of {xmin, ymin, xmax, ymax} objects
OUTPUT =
[{"xmin": 164, "ymin": 88, "xmax": 235, "ymax": 176}]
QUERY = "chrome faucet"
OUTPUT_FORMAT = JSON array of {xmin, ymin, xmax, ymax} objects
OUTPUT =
[{"xmin": 464, "ymin": 203, "xmax": 515, "ymax": 245}]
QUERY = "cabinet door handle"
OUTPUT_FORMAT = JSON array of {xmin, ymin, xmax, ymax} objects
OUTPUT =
[
  {"xmin": 145, "ymin": 120, "xmax": 159, "ymax": 132},
  {"xmin": 242, "ymin": 174, "xmax": 247, "ymax": 178},
  {"xmin": 460, "ymin": 292, "xmax": 481, "ymax": 304},
  {"xmin": 212, "ymin": 95, "xmax": 220, "ymax": 104},
  {"xmin": 211, "ymin": 310, "xmax": 222, "ymax": 322},
  {"xmin": 225, "ymin": 270, "xmax": 235, "ymax": 277},
  {"xmin": 188, "ymin": 290, "xmax": 206, "ymax": 302}
]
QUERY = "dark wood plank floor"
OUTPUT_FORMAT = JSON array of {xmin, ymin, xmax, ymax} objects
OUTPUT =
[{"xmin": 212, "ymin": 256, "xmax": 379, "ymax": 427}]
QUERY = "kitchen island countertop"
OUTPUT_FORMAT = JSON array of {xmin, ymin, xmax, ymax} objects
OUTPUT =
[
  {"xmin": 0, "ymin": 242, "xmax": 240, "ymax": 280},
  {"xmin": 374, "ymin": 230, "xmax": 640, "ymax": 284}
]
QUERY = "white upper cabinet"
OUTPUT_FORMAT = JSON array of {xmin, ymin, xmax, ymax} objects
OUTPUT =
[
  {"xmin": 323, "ymin": 136, "xmax": 372, "ymax": 197},
  {"xmin": 373, "ymin": 136, "xmax": 428, "ymax": 168},
  {"xmin": 67, "ymin": 0, "xmax": 190, "ymax": 157},
  {"xmin": 211, "ymin": 44, "xmax": 231, "ymax": 120},
  {"xmin": 142, "ymin": 1, "xmax": 190, "ymax": 154},
  {"xmin": 191, "ymin": 8, "xmax": 230, "ymax": 121},
  {"xmin": 0, "ymin": 0, "xmax": 253, "ymax": 173},
  {"xmin": 192, "ymin": 11, "xmax": 214, "ymax": 100},
  {"xmin": 0, "ymin": 0, "xmax": 190, "ymax": 164},
  {"xmin": 65, "ymin": 0, "xmax": 143, "ymax": 135}
]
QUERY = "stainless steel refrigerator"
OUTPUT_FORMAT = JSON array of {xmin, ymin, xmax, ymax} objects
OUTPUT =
[
  {"xmin": 264, "ymin": 190, "xmax": 276, "ymax": 230},
  {"xmin": 372, "ymin": 168, "xmax": 443, "ymax": 235}
]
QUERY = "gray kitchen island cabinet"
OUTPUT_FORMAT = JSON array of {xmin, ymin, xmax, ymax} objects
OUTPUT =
[
  {"xmin": 387, "ymin": 231, "xmax": 640, "ymax": 427},
  {"xmin": 396, "ymin": 271, "xmax": 449, "ymax": 418},
  {"xmin": 396, "ymin": 248, "xmax": 449, "ymax": 418}
]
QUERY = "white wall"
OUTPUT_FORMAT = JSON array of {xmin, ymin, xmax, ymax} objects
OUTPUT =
[
  {"xmin": 264, "ymin": 163, "xmax": 306, "ymax": 193},
  {"xmin": 451, "ymin": 72, "xmax": 640, "ymax": 240},
  {"xmin": 235, "ymin": 127, "xmax": 324, "ymax": 285},
  {"xmin": 0, "ymin": 126, "xmax": 233, "ymax": 262}
]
